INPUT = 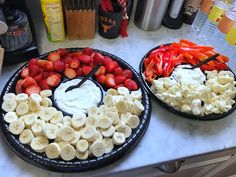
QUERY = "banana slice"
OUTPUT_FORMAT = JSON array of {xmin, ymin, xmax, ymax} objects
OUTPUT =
[
  {"xmin": 115, "ymin": 121, "xmax": 126, "ymax": 132},
  {"xmin": 94, "ymin": 131, "xmax": 103, "ymax": 142},
  {"xmin": 30, "ymin": 93, "xmax": 42, "ymax": 103},
  {"xmin": 117, "ymin": 87, "xmax": 129, "ymax": 95},
  {"xmin": 30, "ymin": 136, "xmax": 49, "ymax": 153},
  {"xmin": 71, "ymin": 112, "xmax": 86, "ymax": 129},
  {"xmin": 4, "ymin": 112, "xmax": 18, "ymax": 123},
  {"xmin": 116, "ymin": 101, "xmax": 128, "ymax": 113},
  {"xmin": 40, "ymin": 107, "xmax": 57, "ymax": 121},
  {"xmin": 15, "ymin": 93, "xmax": 28, "ymax": 103},
  {"xmin": 103, "ymin": 94, "xmax": 114, "ymax": 107},
  {"xmin": 2, "ymin": 99, "xmax": 17, "ymax": 112},
  {"xmin": 60, "ymin": 127, "xmax": 75, "ymax": 141},
  {"xmin": 56, "ymin": 122, "xmax": 63, "ymax": 129},
  {"xmin": 88, "ymin": 106, "xmax": 98, "ymax": 116},
  {"xmin": 126, "ymin": 115, "xmax": 140, "ymax": 129},
  {"xmin": 105, "ymin": 111, "xmax": 119, "ymax": 125},
  {"xmin": 126, "ymin": 101, "xmax": 134, "ymax": 112},
  {"xmin": 44, "ymin": 123, "xmax": 59, "ymax": 139},
  {"xmin": 45, "ymin": 143, "xmax": 61, "ymax": 159},
  {"xmin": 31, "ymin": 120, "xmax": 46, "ymax": 136},
  {"xmin": 132, "ymin": 100, "xmax": 144, "ymax": 116},
  {"xmin": 61, "ymin": 144, "xmax": 75, "ymax": 161},
  {"xmin": 70, "ymin": 131, "xmax": 81, "ymax": 145},
  {"xmin": 29, "ymin": 99, "xmax": 41, "ymax": 112},
  {"xmin": 58, "ymin": 141, "xmax": 70, "ymax": 149},
  {"xmin": 40, "ymin": 90, "xmax": 52, "ymax": 98},
  {"xmin": 91, "ymin": 141, "xmax": 105, "ymax": 157},
  {"xmin": 85, "ymin": 115, "xmax": 98, "ymax": 128},
  {"xmin": 76, "ymin": 139, "xmax": 89, "ymax": 152},
  {"xmin": 120, "ymin": 112, "xmax": 131, "ymax": 123},
  {"xmin": 121, "ymin": 125, "xmax": 132, "ymax": 138},
  {"xmin": 81, "ymin": 126, "xmax": 96, "ymax": 141},
  {"xmin": 112, "ymin": 95, "xmax": 125, "ymax": 105},
  {"xmin": 131, "ymin": 90, "xmax": 142, "ymax": 100},
  {"xmin": 75, "ymin": 150, "xmax": 89, "ymax": 160},
  {"xmin": 16, "ymin": 102, "xmax": 29, "ymax": 116},
  {"xmin": 112, "ymin": 132, "xmax": 125, "ymax": 145},
  {"xmin": 50, "ymin": 111, "xmax": 63, "ymax": 124},
  {"xmin": 3, "ymin": 93, "xmax": 16, "ymax": 101},
  {"xmin": 22, "ymin": 114, "xmax": 37, "ymax": 127},
  {"xmin": 19, "ymin": 129, "xmax": 34, "ymax": 144},
  {"xmin": 102, "ymin": 138, "xmax": 114, "ymax": 153},
  {"xmin": 97, "ymin": 116, "xmax": 112, "ymax": 129},
  {"xmin": 63, "ymin": 116, "xmax": 72, "ymax": 122},
  {"xmin": 124, "ymin": 94, "xmax": 133, "ymax": 103},
  {"xmin": 107, "ymin": 88, "xmax": 118, "ymax": 96},
  {"xmin": 9, "ymin": 120, "xmax": 25, "ymax": 135},
  {"xmin": 101, "ymin": 126, "xmax": 115, "ymax": 138},
  {"xmin": 40, "ymin": 98, "xmax": 51, "ymax": 107},
  {"xmin": 98, "ymin": 105, "xmax": 107, "ymax": 115}
]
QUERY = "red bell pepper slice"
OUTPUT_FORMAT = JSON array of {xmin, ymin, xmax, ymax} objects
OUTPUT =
[
  {"xmin": 216, "ymin": 54, "xmax": 229, "ymax": 63},
  {"xmin": 179, "ymin": 39, "xmax": 197, "ymax": 46}
]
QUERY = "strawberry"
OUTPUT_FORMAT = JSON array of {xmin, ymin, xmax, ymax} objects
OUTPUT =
[
  {"xmin": 77, "ymin": 54, "xmax": 92, "ymax": 64},
  {"xmin": 114, "ymin": 84, "xmax": 125, "ymax": 89},
  {"xmin": 71, "ymin": 51, "xmax": 83, "ymax": 58},
  {"xmin": 62, "ymin": 55, "xmax": 72, "ymax": 64},
  {"xmin": 64, "ymin": 68, "xmax": 77, "ymax": 79},
  {"xmin": 113, "ymin": 61, "xmax": 119, "ymax": 68},
  {"xmin": 94, "ymin": 66, "xmax": 106, "ymax": 76},
  {"xmin": 42, "ymin": 72, "xmax": 50, "ymax": 79},
  {"xmin": 15, "ymin": 79, "xmax": 24, "ymax": 94},
  {"xmin": 33, "ymin": 73, "xmax": 43, "ymax": 83},
  {"xmin": 25, "ymin": 85, "xmax": 41, "ymax": 95},
  {"xmin": 69, "ymin": 59, "xmax": 80, "ymax": 69},
  {"xmin": 39, "ymin": 79, "xmax": 51, "ymax": 90},
  {"xmin": 96, "ymin": 75, "xmax": 106, "ymax": 84},
  {"xmin": 53, "ymin": 60, "xmax": 65, "ymax": 73},
  {"xmin": 76, "ymin": 68, "xmax": 84, "ymax": 77},
  {"xmin": 105, "ymin": 61, "xmax": 116, "ymax": 72},
  {"xmin": 124, "ymin": 79, "xmax": 138, "ymax": 91},
  {"xmin": 48, "ymin": 72, "xmax": 62, "ymax": 78},
  {"xmin": 37, "ymin": 60, "xmax": 47, "ymax": 68},
  {"xmin": 103, "ymin": 56, "xmax": 113, "ymax": 65},
  {"xmin": 113, "ymin": 67, "xmax": 123, "ymax": 76},
  {"xmin": 82, "ymin": 65, "xmax": 93, "ymax": 75},
  {"xmin": 48, "ymin": 52, "xmax": 60, "ymax": 62},
  {"xmin": 83, "ymin": 47, "xmax": 94, "ymax": 56},
  {"xmin": 28, "ymin": 64, "xmax": 41, "ymax": 77},
  {"xmin": 65, "ymin": 63, "xmax": 69, "ymax": 68},
  {"xmin": 44, "ymin": 61, "xmax": 54, "ymax": 71},
  {"xmin": 28, "ymin": 58, "xmax": 38, "ymax": 67},
  {"xmin": 123, "ymin": 69, "xmax": 133, "ymax": 79},
  {"xmin": 57, "ymin": 48, "xmax": 69, "ymax": 57},
  {"xmin": 115, "ymin": 75, "xmax": 126, "ymax": 85},
  {"xmin": 106, "ymin": 73, "xmax": 115, "ymax": 78},
  {"xmin": 47, "ymin": 74, "xmax": 61, "ymax": 87},
  {"xmin": 20, "ymin": 68, "xmax": 29, "ymax": 78},
  {"xmin": 105, "ymin": 75, "xmax": 116, "ymax": 88},
  {"xmin": 22, "ymin": 77, "xmax": 37, "ymax": 88},
  {"xmin": 93, "ymin": 52, "xmax": 104, "ymax": 65}
]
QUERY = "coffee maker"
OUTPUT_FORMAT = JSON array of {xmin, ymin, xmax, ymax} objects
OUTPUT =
[{"xmin": 0, "ymin": 0, "xmax": 39, "ymax": 65}]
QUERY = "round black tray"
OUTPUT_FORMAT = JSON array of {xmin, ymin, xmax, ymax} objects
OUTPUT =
[
  {"xmin": 139, "ymin": 44, "xmax": 236, "ymax": 121},
  {"xmin": 0, "ymin": 48, "xmax": 152, "ymax": 172}
]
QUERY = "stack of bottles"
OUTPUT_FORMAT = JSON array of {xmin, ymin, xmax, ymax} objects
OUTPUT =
[{"xmin": 191, "ymin": 0, "xmax": 236, "ymax": 71}]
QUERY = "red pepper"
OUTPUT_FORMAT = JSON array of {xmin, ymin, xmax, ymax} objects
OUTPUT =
[
  {"xmin": 191, "ymin": 46, "xmax": 214, "ymax": 52},
  {"xmin": 200, "ymin": 64, "xmax": 215, "ymax": 71},
  {"xmin": 179, "ymin": 39, "xmax": 197, "ymax": 46},
  {"xmin": 214, "ymin": 61, "xmax": 228, "ymax": 70},
  {"xmin": 216, "ymin": 54, "xmax": 229, "ymax": 63}
]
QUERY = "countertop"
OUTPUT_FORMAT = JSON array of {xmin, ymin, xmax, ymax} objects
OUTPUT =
[{"xmin": 1, "ymin": 20, "xmax": 236, "ymax": 177}]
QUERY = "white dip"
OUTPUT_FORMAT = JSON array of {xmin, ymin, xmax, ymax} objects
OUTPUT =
[
  {"xmin": 171, "ymin": 64, "xmax": 206, "ymax": 85},
  {"xmin": 54, "ymin": 79, "xmax": 102, "ymax": 115}
]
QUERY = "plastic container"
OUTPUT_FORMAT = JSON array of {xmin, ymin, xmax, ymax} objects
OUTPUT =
[
  {"xmin": 40, "ymin": 0, "xmax": 65, "ymax": 42},
  {"xmin": 183, "ymin": 0, "xmax": 203, "ymax": 25}
]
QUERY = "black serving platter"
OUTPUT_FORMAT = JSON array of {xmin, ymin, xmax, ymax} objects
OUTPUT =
[
  {"xmin": 0, "ymin": 48, "xmax": 151, "ymax": 172},
  {"xmin": 139, "ymin": 44, "xmax": 236, "ymax": 121}
]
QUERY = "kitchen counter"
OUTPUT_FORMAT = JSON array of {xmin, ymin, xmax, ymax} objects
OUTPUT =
[{"xmin": 1, "ymin": 20, "xmax": 236, "ymax": 177}]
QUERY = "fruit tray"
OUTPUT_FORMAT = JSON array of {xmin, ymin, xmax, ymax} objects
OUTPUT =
[
  {"xmin": 139, "ymin": 42, "xmax": 236, "ymax": 121},
  {"xmin": 0, "ymin": 48, "xmax": 151, "ymax": 172}
]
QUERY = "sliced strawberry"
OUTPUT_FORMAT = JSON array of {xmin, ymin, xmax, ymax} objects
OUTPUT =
[
  {"xmin": 115, "ymin": 75, "xmax": 126, "ymax": 85},
  {"xmin": 124, "ymin": 79, "xmax": 138, "ymax": 91},
  {"xmin": 15, "ymin": 79, "xmax": 24, "ymax": 94},
  {"xmin": 113, "ymin": 67, "xmax": 123, "ymax": 76},
  {"xmin": 105, "ymin": 61, "xmax": 116, "ymax": 72},
  {"xmin": 28, "ymin": 64, "xmax": 41, "ymax": 77},
  {"xmin": 62, "ymin": 55, "xmax": 72, "ymax": 64},
  {"xmin": 65, "ymin": 63, "xmax": 69, "ymax": 68},
  {"xmin": 28, "ymin": 58, "xmax": 38, "ymax": 68},
  {"xmin": 71, "ymin": 51, "xmax": 83, "ymax": 58},
  {"xmin": 44, "ymin": 61, "xmax": 54, "ymax": 72},
  {"xmin": 114, "ymin": 84, "xmax": 125, "ymax": 89},
  {"xmin": 69, "ymin": 59, "xmax": 80, "ymax": 69},
  {"xmin": 25, "ymin": 85, "xmax": 41, "ymax": 95},
  {"xmin": 94, "ymin": 66, "xmax": 106, "ymax": 76},
  {"xmin": 123, "ymin": 69, "xmax": 133, "ymax": 79},
  {"xmin": 57, "ymin": 48, "xmax": 69, "ymax": 57},
  {"xmin": 64, "ymin": 68, "xmax": 77, "ymax": 79},
  {"xmin": 96, "ymin": 75, "xmax": 106, "ymax": 84},
  {"xmin": 53, "ymin": 60, "xmax": 65, "ymax": 73},
  {"xmin": 105, "ymin": 75, "xmax": 116, "ymax": 88},
  {"xmin": 47, "ymin": 75, "xmax": 61, "ymax": 87},
  {"xmin": 113, "ymin": 61, "xmax": 119, "ymax": 68},
  {"xmin": 33, "ymin": 73, "xmax": 43, "ymax": 83},
  {"xmin": 82, "ymin": 65, "xmax": 93, "ymax": 75},
  {"xmin": 93, "ymin": 52, "xmax": 104, "ymax": 65},
  {"xmin": 37, "ymin": 59, "xmax": 48, "ymax": 68},
  {"xmin": 76, "ymin": 68, "xmax": 84, "ymax": 77},
  {"xmin": 39, "ymin": 79, "xmax": 51, "ymax": 90},
  {"xmin": 103, "ymin": 56, "xmax": 113, "ymax": 65},
  {"xmin": 106, "ymin": 73, "xmax": 115, "ymax": 78},
  {"xmin": 22, "ymin": 77, "xmax": 37, "ymax": 88},
  {"xmin": 20, "ymin": 68, "xmax": 29, "ymax": 78},
  {"xmin": 48, "ymin": 72, "xmax": 62, "ymax": 78},
  {"xmin": 83, "ymin": 47, "xmax": 94, "ymax": 56},
  {"xmin": 77, "ymin": 54, "xmax": 93, "ymax": 64},
  {"xmin": 48, "ymin": 52, "xmax": 60, "ymax": 62},
  {"xmin": 42, "ymin": 72, "xmax": 50, "ymax": 79}
]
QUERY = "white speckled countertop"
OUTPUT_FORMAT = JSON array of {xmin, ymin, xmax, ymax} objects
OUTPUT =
[{"xmin": 1, "ymin": 19, "xmax": 236, "ymax": 177}]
